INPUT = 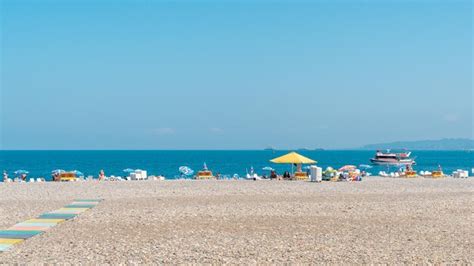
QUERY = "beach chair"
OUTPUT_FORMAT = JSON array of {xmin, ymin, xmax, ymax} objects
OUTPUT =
[
  {"xmin": 430, "ymin": 171, "xmax": 445, "ymax": 178},
  {"xmin": 293, "ymin": 172, "xmax": 308, "ymax": 181},
  {"xmin": 58, "ymin": 173, "xmax": 77, "ymax": 182},
  {"xmin": 404, "ymin": 171, "xmax": 417, "ymax": 178},
  {"xmin": 195, "ymin": 171, "xmax": 215, "ymax": 180}
]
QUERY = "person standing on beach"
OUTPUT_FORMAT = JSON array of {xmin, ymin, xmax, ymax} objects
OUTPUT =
[
  {"xmin": 3, "ymin": 171, "xmax": 8, "ymax": 182},
  {"xmin": 99, "ymin": 170, "xmax": 105, "ymax": 181}
]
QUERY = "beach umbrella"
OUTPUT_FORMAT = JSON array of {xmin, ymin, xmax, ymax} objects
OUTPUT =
[
  {"xmin": 203, "ymin": 162, "xmax": 208, "ymax": 170},
  {"xmin": 52, "ymin": 169, "xmax": 65, "ymax": 174},
  {"xmin": 123, "ymin": 168, "xmax": 135, "ymax": 173},
  {"xmin": 270, "ymin": 152, "xmax": 316, "ymax": 174},
  {"xmin": 179, "ymin": 166, "xmax": 194, "ymax": 176},
  {"xmin": 14, "ymin": 170, "xmax": 29, "ymax": 175},
  {"xmin": 270, "ymin": 152, "xmax": 317, "ymax": 164},
  {"xmin": 339, "ymin": 165, "xmax": 357, "ymax": 172},
  {"xmin": 262, "ymin": 166, "xmax": 274, "ymax": 171},
  {"xmin": 71, "ymin": 170, "xmax": 84, "ymax": 177}
]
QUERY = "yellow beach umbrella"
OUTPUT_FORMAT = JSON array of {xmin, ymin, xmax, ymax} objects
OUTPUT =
[{"xmin": 270, "ymin": 152, "xmax": 317, "ymax": 164}]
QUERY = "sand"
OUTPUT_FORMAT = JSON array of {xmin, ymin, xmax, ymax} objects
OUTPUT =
[{"xmin": 0, "ymin": 177, "xmax": 472, "ymax": 264}]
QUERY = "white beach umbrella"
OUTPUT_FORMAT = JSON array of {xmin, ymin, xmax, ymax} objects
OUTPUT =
[
  {"xmin": 179, "ymin": 166, "xmax": 194, "ymax": 176},
  {"xmin": 71, "ymin": 170, "xmax": 84, "ymax": 177},
  {"xmin": 52, "ymin": 169, "xmax": 65, "ymax": 174},
  {"xmin": 14, "ymin": 170, "xmax": 29, "ymax": 175},
  {"xmin": 262, "ymin": 166, "xmax": 274, "ymax": 171}
]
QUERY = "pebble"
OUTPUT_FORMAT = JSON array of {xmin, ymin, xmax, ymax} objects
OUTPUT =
[{"xmin": 0, "ymin": 178, "xmax": 472, "ymax": 263}]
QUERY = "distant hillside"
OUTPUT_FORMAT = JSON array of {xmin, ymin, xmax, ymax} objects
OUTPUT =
[{"xmin": 360, "ymin": 138, "xmax": 474, "ymax": 150}]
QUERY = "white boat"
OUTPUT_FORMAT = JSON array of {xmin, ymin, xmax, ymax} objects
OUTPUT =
[{"xmin": 370, "ymin": 149, "xmax": 416, "ymax": 165}]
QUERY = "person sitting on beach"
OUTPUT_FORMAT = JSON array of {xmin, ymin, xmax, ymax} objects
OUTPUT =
[
  {"xmin": 270, "ymin": 170, "xmax": 277, "ymax": 179},
  {"xmin": 21, "ymin": 173, "xmax": 27, "ymax": 181},
  {"xmin": 283, "ymin": 171, "xmax": 291, "ymax": 179},
  {"xmin": 53, "ymin": 172, "xmax": 60, "ymax": 181}
]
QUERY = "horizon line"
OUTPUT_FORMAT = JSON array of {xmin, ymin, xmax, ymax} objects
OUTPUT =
[{"xmin": 0, "ymin": 148, "xmax": 343, "ymax": 151}]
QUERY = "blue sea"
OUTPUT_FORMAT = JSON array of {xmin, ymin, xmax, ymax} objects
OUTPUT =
[{"xmin": 0, "ymin": 150, "xmax": 472, "ymax": 181}]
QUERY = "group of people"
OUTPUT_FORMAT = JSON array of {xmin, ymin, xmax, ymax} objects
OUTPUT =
[
  {"xmin": 262, "ymin": 170, "xmax": 292, "ymax": 180},
  {"xmin": 2, "ymin": 169, "xmax": 108, "ymax": 183},
  {"xmin": 3, "ymin": 170, "xmax": 27, "ymax": 182}
]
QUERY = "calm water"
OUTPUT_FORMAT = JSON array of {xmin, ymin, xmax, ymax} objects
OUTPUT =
[{"xmin": 0, "ymin": 150, "xmax": 472, "ymax": 181}]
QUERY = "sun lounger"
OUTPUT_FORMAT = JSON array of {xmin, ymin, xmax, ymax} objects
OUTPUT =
[
  {"xmin": 427, "ymin": 171, "xmax": 445, "ymax": 178},
  {"xmin": 293, "ymin": 172, "xmax": 308, "ymax": 180}
]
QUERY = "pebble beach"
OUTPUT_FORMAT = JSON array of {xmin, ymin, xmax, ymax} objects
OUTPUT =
[{"xmin": 0, "ymin": 177, "xmax": 473, "ymax": 264}]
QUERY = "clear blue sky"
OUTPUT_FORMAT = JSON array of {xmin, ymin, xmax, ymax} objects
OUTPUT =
[{"xmin": 0, "ymin": 0, "xmax": 472, "ymax": 150}]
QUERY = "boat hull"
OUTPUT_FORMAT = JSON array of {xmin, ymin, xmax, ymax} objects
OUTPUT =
[{"xmin": 370, "ymin": 159, "xmax": 415, "ymax": 165}]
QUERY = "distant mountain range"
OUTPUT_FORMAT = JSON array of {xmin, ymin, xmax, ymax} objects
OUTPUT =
[{"xmin": 360, "ymin": 138, "xmax": 474, "ymax": 150}]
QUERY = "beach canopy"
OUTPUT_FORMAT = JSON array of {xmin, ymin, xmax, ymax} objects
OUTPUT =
[
  {"xmin": 14, "ymin": 170, "xmax": 29, "ymax": 175},
  {"xmin": 71, "ymin": 170, "xmax": 84, "ymax": 177},
  {"xmin": 52, "ymin": 169, "xmax": 65, "ymax": 174},
  {"xmin": 339, "ymin": 165, "xmax": 357, "ymax": 172},
  {"xmin": 270, "ymin": 152, "xmax": 316, "ymax": 164},
  {"xmin": 179, "ymin": 166, "xmax": 194, "ymax": 176}
]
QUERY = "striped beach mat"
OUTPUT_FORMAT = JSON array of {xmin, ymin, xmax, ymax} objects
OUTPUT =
[{"xmin": 0, "ymin": 199, "xmax": 102, "ymax": 252}]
